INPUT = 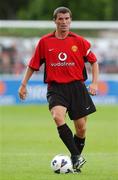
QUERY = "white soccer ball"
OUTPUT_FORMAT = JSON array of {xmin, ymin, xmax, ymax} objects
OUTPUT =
[{"xmin": 51, "ymin": 154, "xmax": 73, "ymax": 174}]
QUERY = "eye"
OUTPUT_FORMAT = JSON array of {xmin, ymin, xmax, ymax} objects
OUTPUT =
[
  {"xmin": 65, "ymin": 17, "xmax": 70, "ymax": 20},
  {"xmin": 58, "ymin": 17, "xmax": 63, "ymax": 20}
]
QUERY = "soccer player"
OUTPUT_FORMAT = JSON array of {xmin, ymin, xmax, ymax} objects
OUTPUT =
[{"xmin": 18, "ymin": 7, "xmax": 99, "ymax": 173}]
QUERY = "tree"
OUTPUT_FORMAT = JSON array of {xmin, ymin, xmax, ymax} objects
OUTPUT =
[
  {"xmin": 17, "ymin": 0, "xmax": 114, "ymax": 20},
  {"xmin": 112, "ymin": 0, "xmax": 118, "ymax": 20},
  {"xmin": 0, "ymin": 0, "xmax": 29, "ymax": 19},
  {"xmin": 0, "ymin": 0, "xmax": 117, "ymax": 20}
]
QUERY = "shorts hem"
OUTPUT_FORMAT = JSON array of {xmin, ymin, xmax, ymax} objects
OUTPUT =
[
  {"xmin": 70, "ymin": 109, "xmax": 96, "ymax": 120},
  {"xmin": 49, "ymin": 103, "xmax": 67, "ymax": 110}
]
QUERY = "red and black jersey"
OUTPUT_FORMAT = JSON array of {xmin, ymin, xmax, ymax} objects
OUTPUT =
[{"xmin": 29, "ymin": 31, "xmax": 97, "ymax": 83}]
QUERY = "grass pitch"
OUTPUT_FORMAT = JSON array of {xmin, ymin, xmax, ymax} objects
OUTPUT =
[{"xmin": 0, "ymin": 105, "xmax": 118, "ymax": 180}]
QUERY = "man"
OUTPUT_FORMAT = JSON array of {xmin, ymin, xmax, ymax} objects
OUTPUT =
[{"xmin": 18, "ymin": 7, "xmax": 99, "ymax": 173}]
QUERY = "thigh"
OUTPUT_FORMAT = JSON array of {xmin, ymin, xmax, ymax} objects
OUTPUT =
[
  {"xmin": 68, "ymin": 81, "xmax": 96, "ymax": 120},
  {"xmin": 47, "ymin": 83, "xmax": 69, "ymax": 111}
]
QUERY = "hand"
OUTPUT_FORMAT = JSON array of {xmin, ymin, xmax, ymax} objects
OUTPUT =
[
  {"xmin": 18, "ymin": 84, "xmax": 27, "ymax": 100},
  {"xmin": 87, "ymin": 83, "xmax": 98, "ymax": 96}
]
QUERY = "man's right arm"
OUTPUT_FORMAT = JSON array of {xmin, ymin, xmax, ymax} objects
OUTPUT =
[{"xmin": 18, "ymin": 67, "xmax": 34, "ymax": 100}]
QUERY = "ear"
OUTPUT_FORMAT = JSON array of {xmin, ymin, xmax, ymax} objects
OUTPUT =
[{"xmin": 53, "ymin": 18, "xmax": 56, "ymax": 24}]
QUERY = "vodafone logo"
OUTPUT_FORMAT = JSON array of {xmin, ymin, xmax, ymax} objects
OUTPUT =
[
  {"xmin": 51, "ymin": 51, "xmax": 75, "ymax": 67},
  {"xmin": 58, "ymin": 52, "xmax": 67, "ymax": 61}
]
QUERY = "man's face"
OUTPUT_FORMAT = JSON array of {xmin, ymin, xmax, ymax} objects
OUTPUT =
[{"xmin": 54, "ymin": 13, "xmax": 71, "ymax": 32}]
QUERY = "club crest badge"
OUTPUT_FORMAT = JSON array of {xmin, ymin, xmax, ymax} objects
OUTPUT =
[{"xmin": 71, "ymin": 45, "xmax": 78, "ymax": 52}]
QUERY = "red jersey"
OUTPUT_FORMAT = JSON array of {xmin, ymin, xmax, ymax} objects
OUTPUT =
[{"xmin": 29, "ymin": 31, "xmax": 97, "ymax": 83}]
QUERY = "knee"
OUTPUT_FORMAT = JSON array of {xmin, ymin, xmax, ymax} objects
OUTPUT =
[
  {"xmin": 52, "ymin": 111, "xmax": 61, "ymax": 121},
  {"xmin": 50, "ymin": 106, "xmax": 67, "ymax": 127},
  {"xmin": 74, "ymin": 117, "xmax": 87, "ymax": 138},
  {"xmin": 52, "ymin": 111, "xmax": 65, "ymax": 126},
  {"xmin": 76, "ymin": 126, "xmax": 86, "ymax": 138}
]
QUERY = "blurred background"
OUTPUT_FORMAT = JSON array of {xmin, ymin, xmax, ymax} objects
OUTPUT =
[{"xmin": 0, "ymin": 0, "xmax": 118, "ymax": 105}]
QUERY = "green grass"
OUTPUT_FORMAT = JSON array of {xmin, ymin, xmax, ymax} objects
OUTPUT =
[{"xmin": 0, "ymin": 105, "xmax": 118, "ymax": 180}]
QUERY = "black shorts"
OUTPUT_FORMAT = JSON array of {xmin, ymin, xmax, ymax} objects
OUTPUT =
[{"xmin": 47, "ymin": 81, "xmax": 96, "ymax": 120}]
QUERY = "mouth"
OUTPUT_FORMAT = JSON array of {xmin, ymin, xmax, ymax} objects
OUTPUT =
[{"xmin": 60, "ymin": 25, "xmax": 68, "ymax": 29}]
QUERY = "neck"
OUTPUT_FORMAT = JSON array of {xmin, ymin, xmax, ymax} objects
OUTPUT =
[{"xmin": 55, "ymin": 30, "xmax": 69, "ymax": 39}]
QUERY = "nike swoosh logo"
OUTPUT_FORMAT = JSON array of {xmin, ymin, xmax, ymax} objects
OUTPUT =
[
  {"xmin": 49, "ymin": 48, "xmax": 54, "ymax": 51},
  {"xmin": 86, "ymin": 106, "xmax": 90, "ymax": 110}
]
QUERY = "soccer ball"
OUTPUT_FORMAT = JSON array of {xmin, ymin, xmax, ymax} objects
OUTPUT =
[{"xmin": 51, "ymin": 154, "xmax": 73, "ymax": 174}]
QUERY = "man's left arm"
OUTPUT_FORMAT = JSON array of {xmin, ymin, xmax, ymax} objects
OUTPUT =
[{"xmin": 88, "ymin": 62, "xmax": 99, "ymax": 96}]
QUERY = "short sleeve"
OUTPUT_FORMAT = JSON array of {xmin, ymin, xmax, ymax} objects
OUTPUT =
[
  {"xmin": 82, "ymin": 38, "xmax": 91, "ymax": 56},
  {"xmin": 28, "ymin": 39, "xmax": 44, "ymax": 70},
  {"xmin": 83, "ymin": 38, "xmax": 97, "ymax": 63}
]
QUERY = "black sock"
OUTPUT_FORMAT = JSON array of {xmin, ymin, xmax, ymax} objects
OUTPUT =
[
  {"xmin": 74, "ymin": 135, "xmax": 85, "ymax": 154},
  {"xmin": 57, "ymin": 124, "xmax": 80, "ymax": 155}
]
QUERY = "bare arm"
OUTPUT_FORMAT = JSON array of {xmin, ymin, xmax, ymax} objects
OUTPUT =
[
  {"xmin": 18, "ymin": 67, "xmax": 34, "ymax": 100},
  {"xmin": 88, "ymin": 62, "xmax": 99, "ymax": 96}
]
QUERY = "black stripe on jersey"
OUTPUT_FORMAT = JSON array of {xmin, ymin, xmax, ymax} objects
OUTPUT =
[{"xmin": 83, "ymin": 56, "xmax": 88, "ymax": 81}]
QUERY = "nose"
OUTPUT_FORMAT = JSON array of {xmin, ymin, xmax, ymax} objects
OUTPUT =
[{"xmin": 62, "ymin": 19, "xmax": 66, "ymax": 23}]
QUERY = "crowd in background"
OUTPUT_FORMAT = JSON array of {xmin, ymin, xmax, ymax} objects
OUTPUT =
[
  {"xmin": 0, "ymin": 37, "xmax": 35, "ymax": 75},
  {"xmin": 0, "ymin": 37, "xmax": 118, "ymax": 75}
]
